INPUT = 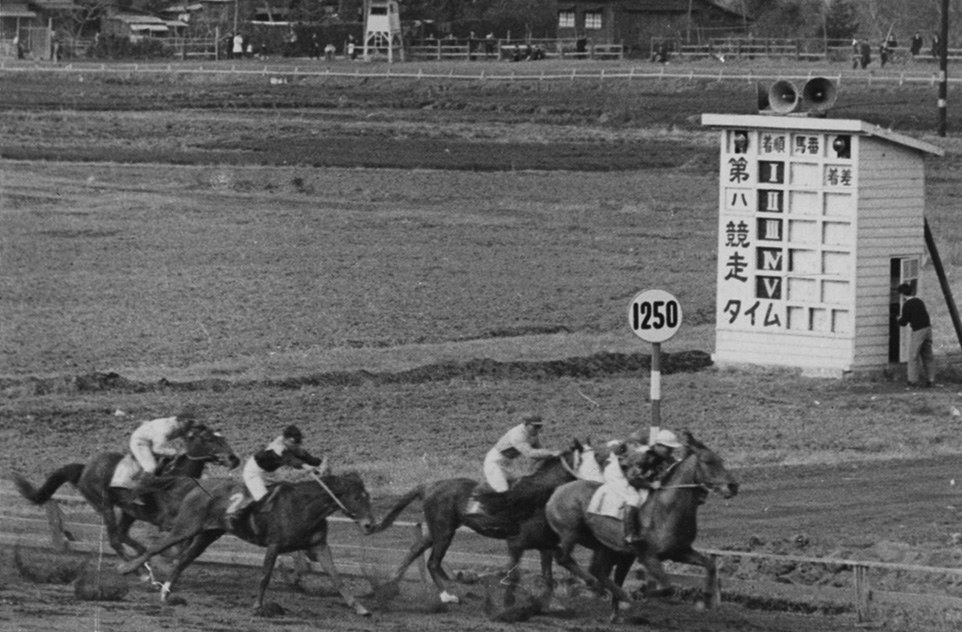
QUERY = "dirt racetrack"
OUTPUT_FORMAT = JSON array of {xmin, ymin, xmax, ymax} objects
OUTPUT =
[{"xmin": 3, "ymin": 59, "xmax": 962, "ymax": 632}]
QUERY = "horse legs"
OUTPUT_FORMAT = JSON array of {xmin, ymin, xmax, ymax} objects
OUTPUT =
[
  {"xmin": 588, "ymin": 549, "xmax": 625, "ymax": 622},
  {"xmin": 610, "ymin": 554, "xmax": 635, "ymax": 622},
  {"xmin": 115, "ymin": 511, "xmax": 147, "ymax": 557},
  {"xmin": 308, "ymin": 543, "xmax": 371, "ymax": 616},
  {"xmin": 633, "ymin": 546, "xmax": 673, "ymax": 598},
  {"xmin": 551, "ymin": 535, "xmax": 632, "ymax": 605},
  {"xmin": 389, "ymin": 529, "xmax": 435, "ymax": 585},
  {"xmin": 98, "ymin": 506, "xmax": 148, "ymax": 564},
  {"xmin": 253, "ymin": 543, "xmax": 280, "ymax": 612},
  {"xmin": 117, "ymin": 525, "xmax": 206, "ymax": 574},
  {"xmin": 671, "ymin": 547, "xmax": 720, "ymax": 609},
  {"xmin": 538, "ymin": 549, "xmax": 554, "ymax": 607},
  {"xmin": 158, "ymin": 531, "xmax": 222, "ymax": 603},
  {"xmin": 423, "ymin": 530, "xmax": 459, "ymax": 603}
]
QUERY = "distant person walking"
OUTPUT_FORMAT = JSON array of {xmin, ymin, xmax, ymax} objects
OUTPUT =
[
  {"xmin": 909, "ymin": 32, "xmax": 923, "ymax": 57},
  {"xmin": 897, "ymin": 283, "xmax": 935, "ymax": 387}
]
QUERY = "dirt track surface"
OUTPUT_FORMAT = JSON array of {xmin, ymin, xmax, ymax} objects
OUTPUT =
[{"xmin": 4, "ymin": 455, "xmax": 962, "ymax": 632}]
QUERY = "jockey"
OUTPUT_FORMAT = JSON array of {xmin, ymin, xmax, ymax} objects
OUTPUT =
[
  {"xmin": 622, "ymin": 429, "xmax": 683, "ymax": 543},
  {"xmin": 120, "ymin": 406, "xmax": 198, "ymax": 505},
  {"xmin": 226, "ymin": 424, "xmax": 328, "ymax": 526},
  {"xmin": 129, "ymin": 406, "xmax": 198, "ymax": 479},
  {"xmin": 483, "ymin": 413, "xmax": 560, "ymax": 492}
]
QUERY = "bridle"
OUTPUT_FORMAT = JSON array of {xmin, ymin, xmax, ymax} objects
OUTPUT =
[{"xmin": 654, "ymin": 453, "xmax": 710, "ymax": 492}]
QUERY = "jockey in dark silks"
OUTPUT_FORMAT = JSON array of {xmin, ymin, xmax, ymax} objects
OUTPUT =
[
  {"xmin": 622, "ymin": 429, "xmax": 682, "ymax": 543},
  {"xmin": 225, "ymin": 424, "xmax": 328, "ymax": 527}
]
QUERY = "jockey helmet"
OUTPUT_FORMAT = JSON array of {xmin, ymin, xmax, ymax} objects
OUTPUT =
[
  {"xmin": 283, "ymin": 424, "xmax": 304, "ymax": 443},
  {"xmin": 520, "ymin": 413, "xmax": 543, "ymax": 426},
  {"xmin": 654, "ymin": 429, "xmax": 682, "ymax": 449}
]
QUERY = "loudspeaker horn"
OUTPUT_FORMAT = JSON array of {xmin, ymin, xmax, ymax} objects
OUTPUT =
[
  {"xmin": 801, "ymin": 77, "xmax": 837, "ymax": 113},
  {"xmin": 768, "ymin": 79, "xmax": 800, "ymax": 114}
]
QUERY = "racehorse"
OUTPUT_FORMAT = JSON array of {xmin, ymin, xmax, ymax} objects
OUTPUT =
[
  {"xmin": 11, "ymin": 424, "xmax": 239, "ymax": 561},
  {"xmin": 369, "ymin": 438, "xmax": 592, "ymax": 607},
  {"xmin": 116, "ymin": 471, "xmax": 376, "ymax": 616},
  {"xmin": 545, "ymin": 430, "xmax": 738, "ymax": 621}
]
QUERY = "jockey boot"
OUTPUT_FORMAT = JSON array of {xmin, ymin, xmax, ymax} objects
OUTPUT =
[
  {"xmin": 623, "ymin": 505, "xmax": 641, "ymax": 544},
  {"xmin": 225, "ymin": 494, "xmax": 254, "ymax": 530}
]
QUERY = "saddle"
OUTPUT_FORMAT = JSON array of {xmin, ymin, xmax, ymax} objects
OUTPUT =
[{"xmin": 227, "ymin": 484, "xmax": 285, "ymax": 534}]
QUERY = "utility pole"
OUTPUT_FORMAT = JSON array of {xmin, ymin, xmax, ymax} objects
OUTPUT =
[{"xmin": 939, "ymin": 0, "xmax": 949, "ymax": 136}]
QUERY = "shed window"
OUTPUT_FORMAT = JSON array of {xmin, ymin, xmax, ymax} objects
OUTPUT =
[
  {"xmin": 584, "ymin": 11, "xmax": 602, "ymax": 29},
  {"xmin": 558, "ymin": 10, "xmax": 574, "ymax": 28}
]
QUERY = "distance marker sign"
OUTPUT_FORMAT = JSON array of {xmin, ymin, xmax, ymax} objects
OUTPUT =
[{"xmin": 628, "ymin": 289, "xmax": 683, "ymax": 343}]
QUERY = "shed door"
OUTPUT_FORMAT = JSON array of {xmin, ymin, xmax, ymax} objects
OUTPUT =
[{"xmin": 889, "ymin": 257, "xmax": 920, "ymax": 362}]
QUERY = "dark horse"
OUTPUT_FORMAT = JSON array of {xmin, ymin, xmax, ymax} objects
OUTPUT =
[
  {"xmin": 370, "ymin": 438, "xmax": 589, "ymax": 606},
  {"xmin": 545, "ymin": 430, "xmax": 739, "ymax": 621},
  {"xmin": 117, "ymin": 472, "xmax": 376, "ymax": 615},
  {"xmin": 12, "ymin": 424, "xmax": 240, "ymax": 561}
]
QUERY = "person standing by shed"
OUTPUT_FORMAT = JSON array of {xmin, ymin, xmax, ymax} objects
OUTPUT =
[{"xmin": 898, "ymin": 283, "xmax": 935, "ymax": 387}]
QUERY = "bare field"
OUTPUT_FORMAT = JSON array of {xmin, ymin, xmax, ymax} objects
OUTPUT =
[{"xmin": 2, "ymin": 64, "xmax": 962, "ymax": 631}]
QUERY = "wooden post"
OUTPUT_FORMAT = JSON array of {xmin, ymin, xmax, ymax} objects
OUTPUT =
[
  {"xmin": 854, "ymin": 564, "xmax": 873, "ymax": 623},
  {"xmin": 44, "ymin": 500, "xmax": 69, "ymax": 552},
  {"xmin": 924, "ymin": 219, "xmax": 962, "ymax": 355}
]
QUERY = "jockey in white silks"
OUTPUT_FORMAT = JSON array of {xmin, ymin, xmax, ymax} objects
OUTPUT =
[
  {"xmin": 602, "ymin": 429, "xmax": 683, "ymax": 543},
  {"xmin": 108, "ymin": 406, "xmax": 198, "ymax": 505},
  {"xmin": 483, "ymin": 413, "xmax": 560, "ymax": 492},
  {"xmin": 129, "ymin": 414, "xmax": 195, "ymax": 477}
]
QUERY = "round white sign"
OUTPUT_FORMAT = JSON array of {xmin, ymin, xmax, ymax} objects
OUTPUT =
[{"xmin": 627, "ymin": 289, "xmax": 683, "ymax": 343}]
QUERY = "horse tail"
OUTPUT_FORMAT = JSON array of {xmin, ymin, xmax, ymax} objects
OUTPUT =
[
  {"xmin": 11, "ymin": 463, "xmax": 85, "ymax": 505},
  {"xmin": 370, "ymin": 484, "xmax": 425, "ymax": 534}
]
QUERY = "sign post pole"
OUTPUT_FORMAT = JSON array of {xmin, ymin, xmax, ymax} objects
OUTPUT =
[
  {"xmin": 628, "ymin": 289, "xmax": 682, "ymax": 442},
  {"xmin": 651, "ymin": 341, "xmax": 661, "ymax": 442}
]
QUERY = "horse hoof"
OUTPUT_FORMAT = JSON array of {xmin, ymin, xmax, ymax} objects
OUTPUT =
[
  {"xmin": 354, "ymin": 605, "xmax": 371, "ymax": 616},
  {"xmin": 439, "ymin": 591, "xmax": 460, "ymax": 604}
]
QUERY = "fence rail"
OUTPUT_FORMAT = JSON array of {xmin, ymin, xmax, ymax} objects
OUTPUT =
[
  {"xmin": 4, "ymin": 484, "xmax": 962, "ymax": 623},
  {"xmin": 1, "ymin": 61, "xmax": 959, "ymax": 89}
]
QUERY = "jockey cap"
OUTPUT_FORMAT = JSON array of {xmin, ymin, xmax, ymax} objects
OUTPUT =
[
  {"xmin": 283, "ymin": 424, "xmax": 304, "ymax": 443},
  {"xmin": 654, "ymin": 429, "xmax": 682, "ymax": 449},
  {"xmin": 520, "ymin": 413, "xmax": 543, "ymax": 426}
]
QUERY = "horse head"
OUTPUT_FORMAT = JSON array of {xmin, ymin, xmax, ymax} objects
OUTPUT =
[
  {"xmin": 184, "ymin": 425, "xmax": 241, "ymax": 470},
  {"xmin": 323, "ymin": 471, "xmax": 375, "ymax": 535},
  {"xmin": 679, "ymin": 429, "xmax": 739, "ymax": 499}
]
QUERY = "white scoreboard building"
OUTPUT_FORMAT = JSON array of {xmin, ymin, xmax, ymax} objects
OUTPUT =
[{"xmin": 702, "ymin": 114, "xmax": 943, "ymax": 376}]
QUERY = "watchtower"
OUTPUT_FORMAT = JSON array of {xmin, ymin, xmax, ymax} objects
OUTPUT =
[
  {"xmin": 362, "ymin": 0, "xmax": 403, "ymax": 62},
  {"xmin": 701, "ymin": 108, "xmax": 943, "ymax": 377}
]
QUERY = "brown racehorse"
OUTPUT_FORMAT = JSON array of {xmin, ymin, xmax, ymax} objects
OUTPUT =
[
  {"xmin": 11, "ymin": 424, "xmax": 239, "ymax": 561},
  {"xmin": 369, "ymin": 439, "xmax": 589, "ymax": 607},
  {"xmin": 116, "ymin": 472, "xmax": 376, "ymax": 616},
  {"xmin": 545, "ymin": 430, "xmax": 739, "ymax": 622}
]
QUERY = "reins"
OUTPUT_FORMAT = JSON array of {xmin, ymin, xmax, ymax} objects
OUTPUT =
[
  {"xmin": 658, "ymin": 456, "xmax": 711, "ymax": 492},
  {"xmin": 654, "ymin": 456, "xmax": 709, "ymax": 491},
  {"xmin": 309, "ymin": 469, "xmax": 355, "ymax": 519}
]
